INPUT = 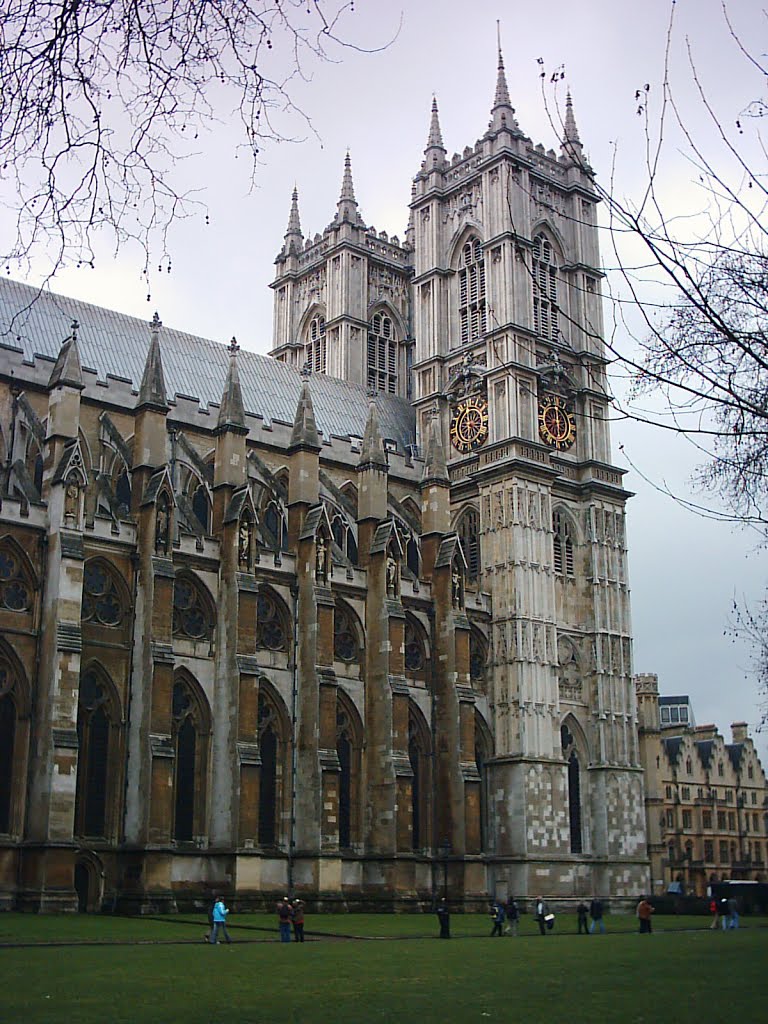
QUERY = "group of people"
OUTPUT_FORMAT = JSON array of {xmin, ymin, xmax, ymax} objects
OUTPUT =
[
  {"xmin": 277, "ymin": 897, "xmax": 306, "ymax": 942},
  {"xmin": 204, "ymin": 894, "xmax": 307, "ymax": 944},
  {"xmin": 710, "ymin": 896, "xmax": 740, "ymax": 930},
  {"xmin": 488, "ymin": 898, "xmax": 520, "ymax": 936}
]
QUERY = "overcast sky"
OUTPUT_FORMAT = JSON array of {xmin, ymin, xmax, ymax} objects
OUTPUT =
[{"xmin": 5, "ymin": 0, "xmax": 766, "ymax": 761}]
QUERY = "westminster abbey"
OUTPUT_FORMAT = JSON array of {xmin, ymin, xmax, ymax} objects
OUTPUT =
[{"xmin": 0, "ymin": 47, "xmax": 647, "ymax": 912}]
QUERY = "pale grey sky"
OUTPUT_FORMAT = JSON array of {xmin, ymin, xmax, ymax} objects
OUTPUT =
[{"xmin": 4, "ymin": 0, "xmax": 766, "ymax": 759}]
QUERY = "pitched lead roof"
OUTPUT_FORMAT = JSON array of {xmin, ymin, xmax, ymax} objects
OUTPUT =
[{"xmin": 0, "ymin": 278, "xmax": 416, "ymax": 451}]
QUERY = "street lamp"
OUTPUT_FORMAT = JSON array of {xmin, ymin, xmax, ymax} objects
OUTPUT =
[{"xmin": 439, "ymin": 838, "xmax": 452, "ymax": 899}]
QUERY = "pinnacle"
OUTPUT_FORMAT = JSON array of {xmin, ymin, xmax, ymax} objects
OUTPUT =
[
  {"xmin": 564, "ymin": 91, "xmax": 582, "ymax": 145},
  {"xmin": 421, "ymin": 418, "xmax": 449, "ymax": 485},
  {"xmin": 285, "ymin": 185, "xmax": 302, "ymax": 238},
  {"xmin": 359, "ymin": 400, "xmax": 388, "ymax": 470},
  {"xmin": 138, "ymin": 312, "xmax": 168, "ymax": 410},
  {"xmin": 493, "ymin": 42, "xmax": 512, "ymax": 110},
  {"xmin": 289, "ymin": 377, "xmax": 321, "ymax": 451},
  {"xmin": 48, "ymin": 319, "xmax": 84, "ymax": 390},
  {"xmin": 425, "ymin": 96, "xmax": 445, "ymax": 152},
  {"xmin": 339, "ymin": 151, "xmax": 357, "ymax": 206},
  {"xmin": 217, "ymin": 337, "xmax": 247, "ymax": 433}
]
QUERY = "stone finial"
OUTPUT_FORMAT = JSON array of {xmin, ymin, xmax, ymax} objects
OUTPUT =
[
  {"xmin": 426, "ymin": 96, "xmax": 445, "ymax": 151},
  {"xmin": 48, "ymin": 319, "xmax": 85, "ymax": 390},
  {"xmin": 289, "ymin": 377, "xmax": 321, "ymax": 451},
  {"xmin": 358, "ymin": 399, "xmax": 388, "ymax": 470},
  {"xmin": 336, "ymin": 151, "xmax": 364, "ymax": 225},
  {"xmin": 421, "ymin": 418, "xmax": 449, "ymax": 485},
  {"xmin": 217, "ymin": 336, "xmax": 246, "ymax": 432},
  {"xmin": 138, "ymin": 311, "xmax": 168, "ymax": 410}
]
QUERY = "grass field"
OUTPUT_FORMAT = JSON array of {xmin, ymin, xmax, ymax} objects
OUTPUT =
[{"xmin": 0, "ymin": 913, "xmax": 765, "ymax": 1023}]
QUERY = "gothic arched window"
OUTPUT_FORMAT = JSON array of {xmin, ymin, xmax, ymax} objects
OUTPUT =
[
  {"xmin": 263, "ymin": 499, "xmax": 288, "ymax": 553},
  {"xmin": 457, "ymin": 506, "xmax": 481, "ymax": 583},
  {"xmin": 0, "ymin": 545, "xmax": 32, "ymax": 613},
  {"xmin": 305, "ymin": 315, "xmax": 327, "ymax": 374},
  {"xmin": 173, "ymin": 575, "xmax": 213, "ymax": 641},
  {"xmin": 334, "ymin": 604, "xmax": 359, "ymax": 664},
  {"xmin": 115, "ymin": 468, "xmax": 132, "ymax": 515},
  {"xmin": 367, "ymin": 312, "xmax": 397, "ymax": 394},
  {"xmin": 533, "ymin": 233, "xmax": 559, "ymax": 341},
  {"xmin": 469, "ymin": 629, "xmax": 488, "ymax": 693},
  {"xmin": 475, "ymin": 712, "xmax": 493, "ymax": 854},
  {"xmin": 256, "ymin": 590, "xmax": 289, "ymax": 652},
  {"xmin": 553, "ymin": 511, "xmax": 574, "ymax": 577},
  {"xmin": 568, "ymin": 750, "xmax": 583, "ymax": 853},
  {"xmin": 75, "ymin": 668, "xmax": 115, "ymax": 839},
  {"xmin": 82, "ymin": 560, "xmax": 124, "ymax": 627},
  {"xmin": 331, "ymin": 510, "xmax": 358, "ymax": 565},
  {"xmin": 258, "ymin": 688, "xmax": 286, "ymax": 847},
  {"xmin": 191, "ymin": 483, "xmax": 211, "ymax": 534},
  {"xmin": 171, "ymin": 676, "xmax": 209, "ymax": 843},
  {"xmin": 459, "ymin": 237, "xmax": 487, "ymax": 344},
  {"xmin": 0, "ymin": 661, "xmax": 18, "ymax": 833},
  {"xmin": 404, "ymin": 618, "xmax": 426, "ymax": 676},
  {"xmin": 336, "ymin": 695, "xmax": 361, "ymax": 849},
  {"xmin": 408, "ymin": 709, "xmax": 431, "ymax": 852}
]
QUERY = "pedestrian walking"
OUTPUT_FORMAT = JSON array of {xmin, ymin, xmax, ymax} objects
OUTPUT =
[
  {"xmin": 277, "ymin": 897, "xmax": 292, "ymax": 942},
  {"xmin": 504, "ymin": 897, "xmax": 519, "ymax": 936},
  {"xmin": 210, "ymin": 896, "xmax": 232, "ymax": 944},
  {"xmin": 436, "ymin": 897, "xmax": 451, "ymax": 939},
  {"xmin": 589, "ymin": 897, "xmax": 606, "ymax": 934},
  {"xmin": 726, "ymin": 896, "xmax": 739, "ymax": 930},
  {"xmin": 576, "ymin": 901, "xmax": 589, "ymax": 935},
  {"xmin": 535, "ymin": 898, "xmax": 550, "ymax": 936},
  {"xmin": 636, "ymin": 896, "xmax": 654, "ymax": 934},
  {"xmin": 489, "ymin": 900, "xmax": 506, "ymax": 937},
  {"xmin": 203, "ymin": 893, "xmax": 216, "ymax": 943},
  {"xmin": 292, "ymin": 899, "xmax": 305, "ymax": 942},
  {"xmin": 709, "ymin": 897, "xmax": 720, "ymax": 930}
]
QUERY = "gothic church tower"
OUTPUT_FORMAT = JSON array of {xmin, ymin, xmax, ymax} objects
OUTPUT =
[{"xmin": 410, "ymin": 47, "xmax": 646, "ymax": 897}]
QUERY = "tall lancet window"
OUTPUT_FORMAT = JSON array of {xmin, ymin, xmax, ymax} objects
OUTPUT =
[
  {"xmin": 459, "ymin": 237, "xmax": 487, "ymax": 344},
  {"xmin": 532, "ymin": 234, "xmax": 559, "ymax": 340},
  {"xmin": 367, "ymin": 312, "xmax": 397, "ymax": 394},
  {"xmin": 304, "ymin": 315, "xmax": 326, "ymax": 374}
]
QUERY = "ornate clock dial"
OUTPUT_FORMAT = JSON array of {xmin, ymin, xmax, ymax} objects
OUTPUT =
[
  {"xmin": 450, "ymin": 396, "xmax": 489, "ymax": 453},
  {"xmin": 538, "ymin": 393, "xmax": 576, "ymax": 450}
]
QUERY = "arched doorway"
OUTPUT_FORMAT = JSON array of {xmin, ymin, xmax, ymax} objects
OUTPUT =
[{"xmin": 74, "ymin": 861, "xmax": 91, "ymax": 913}]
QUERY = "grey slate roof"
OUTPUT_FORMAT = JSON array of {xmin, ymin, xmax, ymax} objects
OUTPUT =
[{"xmin": 0, "ymin": 278, "xmax": 416, "ymax": 451}]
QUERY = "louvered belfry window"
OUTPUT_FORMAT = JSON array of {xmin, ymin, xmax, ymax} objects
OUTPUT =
[
  {"xmin": 533, "ymin": 234, "xmax": 558, "ymax": 340},
  {"xmin": 304, "ymin": 316, "xmax": 327, "ymax": 374},
  {"xmin": 367, "ymin": 312, "xmax": 397, "ymax": 394},
  {"xmin": 459, "ymin": 238, "xmax": 487, "ymax": 344}
]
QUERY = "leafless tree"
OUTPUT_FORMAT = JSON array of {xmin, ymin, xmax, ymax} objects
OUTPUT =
[{"xmin": 0, "ymin": 1, "xmax": 377, "ymax": 281}]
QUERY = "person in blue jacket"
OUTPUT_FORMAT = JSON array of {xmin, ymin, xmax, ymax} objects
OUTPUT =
[
  {"xmin": 210, "ymin": 897, "xmax": 232, "ymax": 944},
  {"xmin": 489, "ymin": 900, "xmax": 506, "ymax": 937}
]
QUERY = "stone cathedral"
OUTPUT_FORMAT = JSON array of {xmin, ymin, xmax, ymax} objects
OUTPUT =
[{"xmin": 0, "ymin": 49, "xmax": 647, "ymax": 912}]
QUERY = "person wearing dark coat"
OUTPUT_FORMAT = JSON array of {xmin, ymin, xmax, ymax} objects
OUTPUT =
[
  {"xmin": 436, "ymin": 897, "xmax": 451, "ymax": 939},
  {"xmin": 589, "ymin": 897, "xmax": 606, "ymax": 934},
  {"xmin": 505, "ymin": 898, "xmax": 519, "ymax": 936},
  {"xmin": 489, "ymin": 901, "xmax": 506, "ymax": 937},
  {"xmin": 577, "ymin": 901, "xmax": 589, "ymax": 934}
]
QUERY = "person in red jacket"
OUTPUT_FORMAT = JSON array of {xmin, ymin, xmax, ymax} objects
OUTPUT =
[
  {"xmin": 292, "ymin": 899, "xmax": 305, "ymax": 943},
  {"xmin": 636, "ymin": 896, "xmax": 655, "ymax": 934}
]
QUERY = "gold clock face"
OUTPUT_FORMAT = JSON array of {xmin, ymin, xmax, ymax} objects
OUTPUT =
[
  {"xmin": 538, "ymin": 393, "xmax": 576, "ymax": 450},
  {"xmin": 450, "ymin": 396, "xmax": 489, "ymax": 453}
]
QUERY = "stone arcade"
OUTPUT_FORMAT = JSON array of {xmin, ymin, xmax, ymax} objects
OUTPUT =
[{"xmin": 0, "ymin": 47, "xmax": 647, "ymax": 912}]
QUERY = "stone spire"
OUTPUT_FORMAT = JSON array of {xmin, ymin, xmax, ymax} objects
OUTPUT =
[
  {"xmin": 421, "ymin": 417, "xmax": 449, "ymax": 485},
  {"xmin": 138, "ymin": 312, "xmax": 168, "ymax": 410},
  {"xmin": 216, "ymin": 337, "xmax": 247, "ymax": 433},
  {"xmin": 283, "ymin": 185, "xmax": 303, "ymax": 253},
  {"xmin": 336, "ymin": 151, "xmax": 362, "ymax": 224},
  {"xmin": 424, "ymin": 96, "xmax": 447, "ymax": 171},
  {"xmin": 489, "ymin": 30, "xmax": 519, "ymax": 134},
  {"xmin": 561, "ymin": 90, "xmax": 584, "ymax": 164},
  {"xmin": 289, "ymin": 376, "xmax": 321, "ymax": 451},
  {"xmin": 358, "ymin": 399, "xmax": 388, "ymax": 470},
  {"xmin": 48, "ymin": 319, "xmax": 84, "ymax": 390}
]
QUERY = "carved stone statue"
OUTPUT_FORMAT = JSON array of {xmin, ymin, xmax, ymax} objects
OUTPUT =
[
  {"xmin": 64, "ymin": 474, "xmax": 80, "ymax": 523},
  {"xmin": 451, "ymin": 567, "xmax": 463, "ymax": 608},
  {"xmin": 238, "ymin": 517, "xmax": 252, "ymax": 568},
  {"xmin": 155, "ymin": 500, "xmax": 170, "ymax": 554},
  {"xmin": 386, "ymin": 552, "xmax": 398, "ymax": 596},
  {"xmin": 315, "ymin": 535, "xmax": 328, "ymax": 582}
]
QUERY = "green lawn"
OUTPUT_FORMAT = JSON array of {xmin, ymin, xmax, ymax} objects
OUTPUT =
[{"xmin": 0, "ymin": 916, "xmax": 765, "ymax": 1023}]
